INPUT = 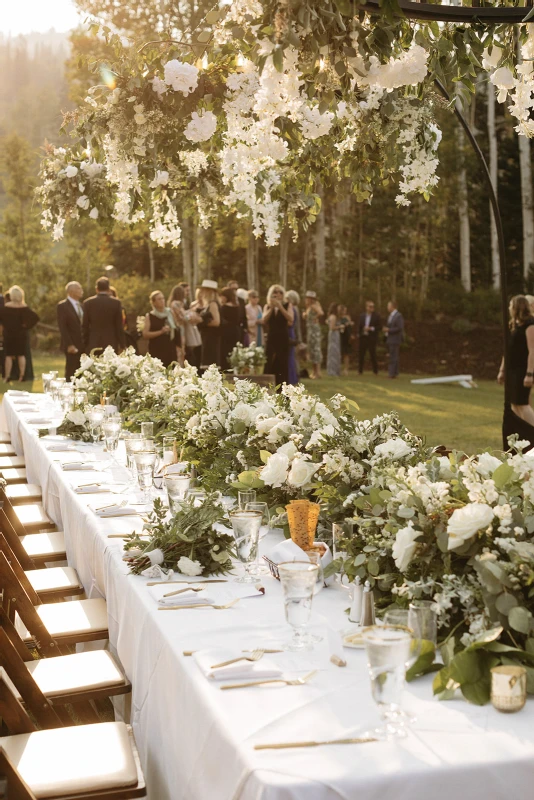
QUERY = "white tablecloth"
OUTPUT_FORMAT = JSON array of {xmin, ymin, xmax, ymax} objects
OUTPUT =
[{"xmin": 4, "ymin": 392, "xmax": 534, "ymax": 800}]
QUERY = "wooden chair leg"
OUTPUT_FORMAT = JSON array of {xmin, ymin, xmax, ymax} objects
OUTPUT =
[{"xmin": 0, "ymin": 748, "xmax": 37, "ymax": 800}]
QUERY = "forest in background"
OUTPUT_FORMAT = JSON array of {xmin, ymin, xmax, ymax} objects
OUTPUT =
[{"xmin": 0, "ymin": 8, "xmax": 531, "ymax": 345}]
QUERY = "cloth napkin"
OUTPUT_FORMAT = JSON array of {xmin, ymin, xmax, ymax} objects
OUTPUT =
[
  {"xmin": 148, "ymin": 585, "xmax": 216, "ymax": 607},
  {"xmin": 193, "ymin": 648, "xmax": 283, "ymax": 681},
  {"xmin": 46, "ymin": 444, "xmax": 77, "ymax": 452},
  {"xmin": 26, "ymin": 417, "xmax": 53, "ymax": 425},
  {"xmin": 269, "ymin": 539, "xmax": 308, "ymax": 564},
  {"xmin": 62, "ymin": 462, "xmax": 97, "ymax": 471},
  {"xmin": 91, "ymin": 503, "xmax": 141, "ymax": 518},
  {"xmin": 74, "ymin": 483, "xmax": 109, "ymax": 494},
  {"xmin": 7, "ymin": 390, "xmax": 30, "ymax": 397}
]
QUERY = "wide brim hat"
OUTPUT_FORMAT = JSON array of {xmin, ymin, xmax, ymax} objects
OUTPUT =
[
  {"xmin": 305, "ymin": 290, "xmax": 317, "ymax": 299},
  {"xmin": 200, "ymin": 279, "xmax": 218, "ymax": 290}
]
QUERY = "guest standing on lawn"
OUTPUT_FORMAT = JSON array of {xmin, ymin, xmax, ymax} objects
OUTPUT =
[
  {"xmin": 338, "ymin": 304, "xmax": 353, "ymax": 376},
  {"xmin": 142, "ymin": 290, "xmax": 179, "ymax": 368},
  {"xmin": 57, "ymin": 281, "xmax": 84, "ymax": 380},
  {"xmin": 245, "ymin": 290, "xmax": 263, "ymax": 346},
  {"xmin": 358, "ymin": 300, "xmax": 380, "ymax": 375},
  {"xmin": 0, "ymin": 285, "xmax": 39, "ymax": 383},
  {"xmin": 196, "ymin": 279, "xmax": 221, "ymax": 368},
  {"xmin": 384, "ymin": 300, "xmax": 404, "ymax": 379},
  {"xmin": 303, "ymin": 291, "xmax": 323, "ymax": 379},
  {"xmin": 220, "ymin": 287, "xmax": 242, "ymax": 370},
  {"xmin": 498, "ymin": 295, "xmax": 534, "ymax": 426},
  {"xmin": 263, "ymin": 284, "xmax": 293, "ymax": 388},
  {"xmin": 326, "ymin": 303, "xmax": 343, "ymax": 377},
  {"xmin": 83, "ymin": 276, "xmax": 125, "ymax": 355}
]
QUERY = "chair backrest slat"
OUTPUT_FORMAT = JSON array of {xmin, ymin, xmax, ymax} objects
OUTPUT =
[
  {"xmin": 0, "ymin": 748, "xmax": 37, "ymax": 800},
  {"xmin": 0, "ymin": 674, "xmax": 36, "ymax": 735},
  {"xmin": 0, "ymin": 510, "xmax": 33, "ymax": 571},
  {"xmin": 0, "ymin": 552, "xmax": 63, "ymax": 658},
  {"xmin": 0, "ymin": 629, "xmax": 62, "ymax": 730}
]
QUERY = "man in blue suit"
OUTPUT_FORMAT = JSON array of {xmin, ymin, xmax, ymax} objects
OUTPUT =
[{"xmin": 384, "ymin": 300, "xmax": 404, "ymax": 379}]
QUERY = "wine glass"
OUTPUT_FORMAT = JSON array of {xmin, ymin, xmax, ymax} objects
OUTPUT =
[
  {"xmin": 278, "ymin": 561, "xmax": 319, "ymax": 651},
  {"xmin": 124, "ymin": 433, "xmax": 145, "ymax": 475},
  {"xmin": 245, "ymin": 501, "xmax": 270, "ymax": 576},
  {"xmin": 74, "ymin": 390, "xmax": 88, "ymax": 407},
  {"xmin": 164, "ymin": 472, "xmax": 191, "ymax": 513},
  {"xmin": 229, "ymin": 509, "xmax": 262, "ymax": 583},
  {"xmin": 101, "ymin": 417, "xmax": 122, "ymax": 453},
  {"xmin": 362, "ymin": 625, "xmax": 412, "ymax": 740},
  {"xmin": 133, "ymin": 450, "xmax": 157, "ymax": 503},
  {"xmin": 86, "ymin": 406, "xmax": 105, "ymax": 443}
]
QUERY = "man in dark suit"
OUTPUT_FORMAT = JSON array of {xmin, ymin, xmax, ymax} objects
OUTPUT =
[
  {"xmin": 358, "ymin": 300, "xmax": 381, "ymax": 374},
  {"xmin": 82, "ymin": 276, "xmax": 125, "ymax": 355},
  {"xmin": 384, "ymin": 299, "xmax": 405, "ymax": 379},
  {"xmin": 57, "ymin": 281, "xmax": 84, "ymax": 380}
]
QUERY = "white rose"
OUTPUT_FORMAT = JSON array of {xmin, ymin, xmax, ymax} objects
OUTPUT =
[
  {"xmin": 261, "ymin": 453, "xmax": 289, "ymax": 488},
  {"xmin": 177, "ymin": 556, "xmax": 203, "ymax": 576},
  {"xmin": 277, "ymin": 441, "xmax": 298, "ymax": 459},
  {"xmin": 89, "ymin": 207, "xmax": 99, "ymax": 220},
  {"xmin": 447, "ymin": 503, "xmax": 494, "ymax": 550},
  {"xmin": 287, "ymin": 456, "xmax": 319, "ymax": 489},
  {"xmin": 374, "ymin": 438, "xmax": 413, "ymax": 460},
  {"xmin": 66, "ymin": 409, "xmax": 86, "ymax": 426},
  {"xmin": 65, "ymin": 165, "xmax": 78, "ymax": 178},
  {"xmin": 115, "ymin": 364, "xmax": 131, "ymax": 378},
  {"xmin": 76, "ymin": 195, "xmax": 90, "ymax": 210},
  {"xmin": 392, "ymin": 523, "xmax": 420, "ymax": 572},
  {"xmin": 476, "ymin": 452, "xmax": 502, "ymax": 477},
  {"xmin": 255, "ymin": 417, "xmax": 279, "ymax": 436},
  {"xmin": 437, "ymin": 456, "xmax": 454, "ymax": 479}
]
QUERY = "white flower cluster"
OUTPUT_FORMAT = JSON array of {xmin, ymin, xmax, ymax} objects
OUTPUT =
[
  {"xmin": 365, "ymin": 45, "xmax": 429, "ymax": 91},
  {"xmin": 484, "ymin": 28, "xmax": 534, "ymax": 138},
  {"xmin": 163, "ymin": 60, "xmax": 199, "ymax": 95},
  {"xmin": 184, "ymin": 110, "xmax": 218, "ymax": 143}
]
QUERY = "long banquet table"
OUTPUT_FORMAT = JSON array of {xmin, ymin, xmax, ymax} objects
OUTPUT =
[{"xmin": 4, "ymin": 391, "xmax": 534, "ymax": 800}]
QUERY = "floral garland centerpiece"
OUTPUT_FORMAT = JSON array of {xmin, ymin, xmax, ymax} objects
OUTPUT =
[
  {"xmin": 228, "ymin": 342, "xmax": 266, "ymax": 375},
  {"xmin": 123, "ymin": 494, "xmax": 234, "ymax": 577}
]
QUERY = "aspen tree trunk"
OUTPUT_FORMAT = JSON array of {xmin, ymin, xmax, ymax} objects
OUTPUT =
[
  {"xmin": 246, "ymin": 224, "xmax": 258, "ymax": 290},
  {"xmin": 279, "ymin": 225, "xmax": 290, "ymax": 287},
  {"xmin": 517, "ymin": 38, "xmax": 534, "ymax": 282},
  {"xmin": 192, "ymin": 222, "xmax": 199, "ymax": 288},
  {"xmin": 181, "ymin": 216, "xmax": 193, "ymax": 286},
  {"xmin": 302, "ymin": 229, "xmax": 310, "ymax": 295},
  {"xmin": 358, "ymin": 206, "xmax": 364, "ymax": 292},
  {"xmin": 147, "ymin": 239, "xmax": 156, "ymax": 283},
  {"xmin": 487, "ymin": 81, "xmax": 500, "ymax": 289},
  {"xmin": 456, "ymin": 123, "xmax": 472, "ymax": 292},
  {"xmin": 314, "ymin": 182, "xmax": 326, "ymax": 289}
]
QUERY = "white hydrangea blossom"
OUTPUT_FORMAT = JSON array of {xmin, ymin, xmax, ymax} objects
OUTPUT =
[
  {"xmin": 184, "ymin": 110, "xmax": 217, "ymax": 143},
  {"xmin": 163, "ymin": 60, "xmax": 199, "ymax": 95}
]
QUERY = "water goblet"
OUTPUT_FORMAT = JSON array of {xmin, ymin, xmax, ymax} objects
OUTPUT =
[
  {"xmin": 278, "ymin": 561, "xmax": 319, "ymax": 651},
  {"xmin": 59, "ymin": 386, "xmax": 74, "ymax": 413},
  {"xmin": 141, "ymin": 422, "xmax": 154, "ymax": 438},
  {"xmin": 229, "ymin": 510, "xmax": 262, "ymax": 583},
  {"xmin": 86, "ymin": 406, "xmax": 105, "ymax": 444},
  {"xmin": 362, "ymin": 625, "xmax": 412, "ymax": 740},
  {"xmin": 133, "ymin": 450, "xmax": 158, "ymax": 502},
  {"xmin": 74, "ymin": 390, "xmax": 88, "ymax": 407},
  {"xmin": 164, "ymin": 472, "xmax": 191, "ymax": 513},
  {"xmin": 42, "ymin": 372, "xmax": 56, "ymax": 394},
  {"xmin": 124, "ymin": 433, "xmax": 145, "ymax": 474},
  {"xmin": 238, "ymin": 489, "xmax": 256, "ymax": 509},
  {"xmin": 101, "ymin": 418, "xmax": 122, "ymax": 453},
  {"xmin": 245, "ymin": 501, "xmax": 270, "ymax": 577}
]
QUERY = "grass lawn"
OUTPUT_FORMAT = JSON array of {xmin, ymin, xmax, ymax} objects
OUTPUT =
[
  {"xmin": 303, "ymin": 372, "xmax": 503, "ymax": 454},
  {"xmin": 4, "ymin": 353, "xmax": 502, "ymax": 455}
]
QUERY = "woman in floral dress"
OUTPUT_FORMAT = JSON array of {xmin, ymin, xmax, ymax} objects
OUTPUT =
[{"xmin": 303, "ymin": 291, "xmax": 323, "ymax": 379}]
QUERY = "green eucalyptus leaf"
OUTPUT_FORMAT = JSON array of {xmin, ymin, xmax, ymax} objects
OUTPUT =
[
  {"xmin": 495, "ymin": 593, "xmax": 518, "ymax": 616},
  {"xmin": 509, "ymin": 606, "xmax": 533, "ymax": 635},
  {"xmin": 492, "ymin": 463, "xmax": 514, "ymax": 489}
]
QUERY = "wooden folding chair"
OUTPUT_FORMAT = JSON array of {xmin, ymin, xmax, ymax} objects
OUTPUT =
[
  {"xmin": 0, "ymin": 533, "xmax": 83, "ymax": 604},
  {"xmin": 0, "ymin": 552, "xmax": 109, "ymax": 654},
  {"xmin": 1, "ymin": 469, "xmax": 28, "ymax": 485},
  {"xmin": 0, "ymin": 457, "xmax": 25, "ymax": 470},
  {"xmin": 0, "ymin": 677, "xmax": 146, "ymax": 799},
  {"xmin": 4, "ymin": 485, "xmax": 43, "ymax": 506},
  {"xmin": 0, "ymin": 490, "xmax": 56, "ymax": 534},
  {"xmin": 0, "ymin": 508, "xmax": 67, "ymax": 569},
  {"xmin": 0, "ymin": 626, "xmax": 131, "ymax": 726}
]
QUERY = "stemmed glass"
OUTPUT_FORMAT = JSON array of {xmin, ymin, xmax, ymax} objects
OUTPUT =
[
  {"xmin": 86, "ymin": 406, "xmax": 105, "ymax": 443},
  {"xmin": 278, "ymin": 561, "xmax": 319, "ymax": 651},
  {"xmin": 124, "ymin": 433, "xmax": 145, "ymax": 475},
  {"xmin": 59, "ymin": 385, "xmax": 74, "ymax": 413},
  {"xmin": 101, "ymin": 416, "xmax": 122, "ymax": 453},
  {"xmin": 229, "ymin": 509, "xmax": 262, "ymax": 583},
  {"xmin": 133, "ymin": 449, "xmax": 157, "ymax": 503},
  {"xmin": 361, "ymin": 625, "xmax": 413, "ymax": 740},
  {"xmin": 74, "ymin": 390, "xmax": 88, "ymax": 407},
  {"xmin": 42, "ymin": 371, "xmax": 57, "ymax": 394},
  {"xmin": 164, "ymin": 471, "xmax": 191, "ymax": 513},
  {"xmin": 245, "ymin": 501, "xmax": 270, "ymax": 576}
]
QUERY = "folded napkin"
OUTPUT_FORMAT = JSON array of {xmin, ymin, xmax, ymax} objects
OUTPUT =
[
  {"xmin": 193, "ymin": 648, "xmax": 283, "ymax": 681},
  {"xmin": 92, "ymin": 503, "xmax": 141, "ymax": 518},
  {"xmin": 46, "ymin": 444, "xmax": 76, "ymax": 452},
  {"xmin": 269, "ymin": 539, "xmax": 308, "ymax": 564},
  {"xmin": 7, "ymin": 390, "xmax": 30, "ymax": 397},
  {"xmin": 26, "ymin": 417, "xmax": 53, "ymax": 425},
  {"xmin": 74, "ymin": 483, "xmax": 109, "ymax": 494},
  {"xmin": 62, "ymin": 462, "xmax": 97, "ymax": 471},
  {"xmin": 148, "ymin": 585, "xmax": 216, "ymax": 607}
]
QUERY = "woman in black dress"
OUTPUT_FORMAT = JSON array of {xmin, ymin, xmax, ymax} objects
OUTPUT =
[
  {"xmin": 220, "ymin": 287, "xmax": 242, "ymax": 370},
  {"xmin": 142, "ymin": 290, "xmax": 178, "ymax": 368},
  {"xmin": 498, "ymin": 295, "xmax": 534, "ymax": 426},
  {"xmin": 195, "ymin": 280, "xmax": 221, "ymax": 368},
  {"xmin": 0, "ymin": 285, "xmax": 39, "ymax": 382},
  {"xmin": 262, "ymin": 284, "xmax": 294, "ymax": 388}
]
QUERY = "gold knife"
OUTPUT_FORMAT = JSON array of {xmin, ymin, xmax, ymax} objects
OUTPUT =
[
  {"xmin": 147, "ymin": 579, "xmax": 228, "ymax": 586},
  {"xmin": 254, "ymin": 736, "xmax": 378, "ymax": 750}
]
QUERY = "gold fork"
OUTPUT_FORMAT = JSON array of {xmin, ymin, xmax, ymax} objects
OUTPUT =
[
  {"xmin": 220, "ymin": 670, "xmax": 317, "ymax": 690},
  {"xmin": 163, "ymin": 586, "xmax": 204, "ymax": 598},
  {"xmin": 183, "ymin": 648, "xmax": 282, "ymax": 657},
  {"xmin": 211, "ymin": 648, "xmax": 264, "ymax": 669},
  {"xmin": 158, "ymin": 599, "xmax": 240, "ymax": 611},
  {"xmin": 254, "ymin": 736, "xmax": 378, "ymax": 750}
]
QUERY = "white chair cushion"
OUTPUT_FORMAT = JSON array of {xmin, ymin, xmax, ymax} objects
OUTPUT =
[
  {"xmin": 26, "ymin": 650, "xmax": 126, "ymax": 696},
  {"xmin": 21, "ymin": 531, "xmax": 65, "ymax": 558},
  {"xmin": 0, "ymin": 456, "xmax": 25, "ymax": 468},
  {"xmin": 0, "ymin": 722, "xmax": 138, "ymax": 798},
  {"xmin": 6, "ymin": 484, "xmax": 42, "ymax": 503},
  {"xmin": 1, "ymin": 467, "xmax": 27, "ymax": 483},
  {"xmin": 0, "ymin": 443, "xmax": 16, "ymax": 455},
  {"xmin": 15, "ymin": 503, "xmax": 54, "ymax": 529},
  {"xmin": 25, "ymin": 566, "xmax": 81, "ymax": 594},
  {"xmin": 16, "ymin": 598, "xmax": 108, "ymax": 642},
  {"xmin": 0, "ymin": 431, "xmax": 12, "ymax": 443}
]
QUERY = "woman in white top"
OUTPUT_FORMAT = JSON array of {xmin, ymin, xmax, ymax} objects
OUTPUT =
[
  {"xmin": 168, "ymin": 284, "xmax": 202, "ymax": 368},
  {"xmin": 245, "ymin": 290, "xmax": 263, "ymax": 346}
]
